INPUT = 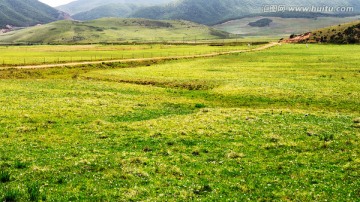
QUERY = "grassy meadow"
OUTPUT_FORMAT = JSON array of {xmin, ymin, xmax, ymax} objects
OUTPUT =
[
  {"xmin": 0, "ymin": 43, "xmax": 258, "ymax": 66},
  {"xmin": 0, "ymin": 44, "xmax": 359, "ymax": 201}
]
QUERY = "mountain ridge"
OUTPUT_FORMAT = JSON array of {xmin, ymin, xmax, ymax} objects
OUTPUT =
[
  {"xmin": 57, "ymin": 0, "xmax": 171, "ymax": 15},
  {"xmin": 58, "ymin": 0, "xmax": 360, "ymax": 25},
  {"xmin": 131, "ymin": 0, "xmax": 360, "ymax": 25},
  {"xmin": 72, "ymin": 4, "xmax": 141, "ymax": 21}
]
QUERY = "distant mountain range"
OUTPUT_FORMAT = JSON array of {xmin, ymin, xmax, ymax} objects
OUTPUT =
[
  {"xmin": 132, "ymin": 0, "xmax": 360, "ymax": 25},
  {"xmin": 57, "ymin": 0, "xmax": 360, "ymax": 25},
  {"xmin": 0, "ymin": 0, "xmax": 68, "ymax": 28},
  {"xmin": 1, "ymin": 0, "xmax": 359, "ymax": 30}
]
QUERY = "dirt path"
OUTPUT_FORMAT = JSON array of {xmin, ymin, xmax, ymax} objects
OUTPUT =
[{"xmin": 1, "ymin": 42, "xmax": 280, "ymax": 70}]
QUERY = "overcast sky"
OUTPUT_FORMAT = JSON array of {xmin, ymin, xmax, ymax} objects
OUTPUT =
[{"xmin": 39, "ymin": 0, "xmax": 76, "ymax": 7}]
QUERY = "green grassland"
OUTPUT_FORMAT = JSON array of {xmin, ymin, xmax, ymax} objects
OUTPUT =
[
  {"xmin": 214, "ymin": 16, "xmax": 360, "ymax": 37},
  {"xmin": 0, "ymin": 18, "xmax": 230, "ymax": 45},
  {"xmin": 0, "ymin": 43, "xmax": 260, "ymax": 66},
  {"xmin": 0, "ymin": 44, "xmax": 359, "ymax": 201}
]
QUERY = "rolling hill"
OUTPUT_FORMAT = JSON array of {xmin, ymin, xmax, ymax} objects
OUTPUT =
[
  {"xmin": 0, "ymin": 0, "xmax": 68, "ymax": 28},
  {"xmin": 280, "ymin": 20, "xmax": 360, "ymax": 44},
  {"xmin": 309, "ymin": 20, "xmax": 360, "ymax": 43},
  {"xmin": 0, "ymin": 18, "xmax": 230, "ymax": 44}
]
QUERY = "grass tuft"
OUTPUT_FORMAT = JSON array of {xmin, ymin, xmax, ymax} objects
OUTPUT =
[
  {"xmin": 226, "ymin": 151, "xmax": 245, "ymax": 159},
  {"xmin": 27, "ymin": 182, "xmax": 41, "ymax": 202},
  {"xmin": 0, "ymin": 171, "xmax": 10, "ymax": 183},
  {"xmin": 195, "ymin": 103, "xmax": 206, "ymax": 108},
  {"xmin": 14, "ymin": 161, "xmax": 27, "ymax": 169},
  {"xmin": 2, "ymin": 189, "xmax": 20, "ymax": 202},
  {"xmin": 319, "ymin": 133, "xmax": 335, "ymax": 142},
  {"xmin": 194, "ymin": 185, "xmax": 213, "ymax": 195}
]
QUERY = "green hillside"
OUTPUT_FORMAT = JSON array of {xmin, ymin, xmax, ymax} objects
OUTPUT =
[
  {"xmin": 0, "ymin": 18, "xmax": 230, "ymax": 44},
  {"xmin": 72, "ymin": 4, "xmax": 141, "ymax": 21},
  {"xmin": 132, "ymin": 0, "xmax": 360, "ymax": 25},
  {"xmin": 58, "ymin": 0, "xmax": 360, "ymax": 24},
  {"xmin": 310, "ymin": 20, "xmax": 360, "ymax": 43},
  {"xmin": 0, "ymin": 0, "xmax": 67, "ymax": 28},
  {"xmin": 57, "ymin": 0, "xmax": 171, "ymax": 15}
]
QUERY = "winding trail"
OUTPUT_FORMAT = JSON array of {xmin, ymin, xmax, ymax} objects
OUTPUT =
[{"xmin": 1, "ymin": 42, "xmax": 280, "ymax": 70}]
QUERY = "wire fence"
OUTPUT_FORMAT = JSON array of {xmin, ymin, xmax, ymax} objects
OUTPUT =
[
  {"xmin": 0, "ymin": 45, "xmax": 261, "ymax": 67},
  {"xmin": 0, "ymin": 37, "xmax": 269, "ymax": 46}
]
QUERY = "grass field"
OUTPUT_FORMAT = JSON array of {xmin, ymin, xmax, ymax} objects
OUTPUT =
[
  {"xmin": 0, "ymin": 43, "xmax": 261, "ymax": 66},
  {"xmin": 0, "ymin": 44, "xmax": 359, "ymax": 201}
]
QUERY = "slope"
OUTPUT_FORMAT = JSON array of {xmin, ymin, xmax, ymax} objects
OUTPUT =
[
  {"xmin": 57, "ymin": 0, "xmax": 172, "ymax": 15},
  {"xmin": 132, "ymin": 0, "xmax": 360, "ymax": 25},
  {"xmin": 0, "ymin": 0, "xmax": 67, "ymax": 28},
  {"xmin": 309, "ymin": 20, "xmax": 360, "ymax": 43},
  {"xmin": 72, "ymin": 4, "xmax": 141, "ymax": 21},
  {"xmin": 0, "ymin": 18, "xmax": 230, "ymax": 44}
]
